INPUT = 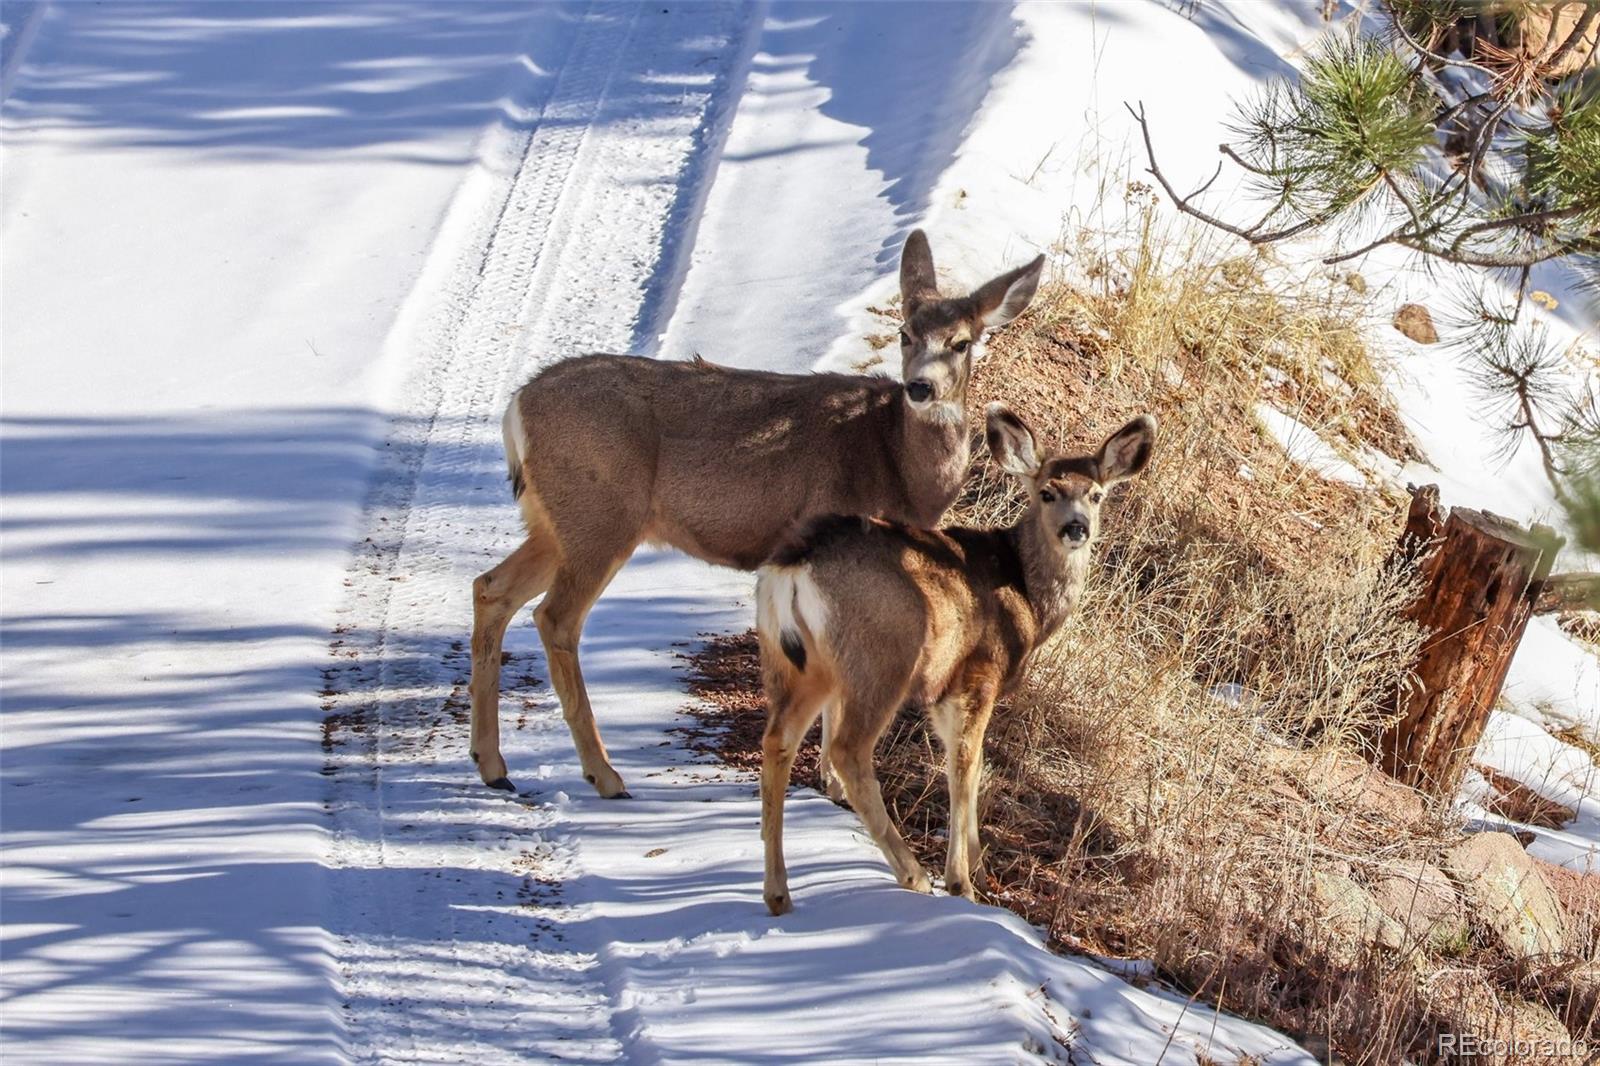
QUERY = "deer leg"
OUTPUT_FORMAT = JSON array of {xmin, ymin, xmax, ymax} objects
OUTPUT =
[
  {"xmin": 925, "ymin": 691, "xmax": 974, "ymax": 898},
  {"xmin": 831, "ymin": 698, "xmax": 931, "ymax": 895},
  {"xmin": 535, "ymin": 553, "xmax": 629, "ymax": 798},
  {"xmin": 761, "ymin": 676, "xmax": 830, "ymax": 916},
  {"xmin": 946, "ymin": 682, "xmax": 997, "ymax": 900},
  {"xmin": 816, "ymin": 699, "xmax": 845, "ymax": 803},
  {"xmin": 469, "ymin": 534, "xmax": 558, "ymax": 790}
]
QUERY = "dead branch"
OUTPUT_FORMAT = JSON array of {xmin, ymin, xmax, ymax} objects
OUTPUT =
[{"xmin": 1535, "ymin": 572, "xmax": 1600, "ymax": 614}]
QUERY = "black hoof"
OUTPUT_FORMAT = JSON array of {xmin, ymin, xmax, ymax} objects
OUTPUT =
[
  {"xmin": 487, "ymin": 777, "xmax": 516, "ymax": 792},
  {"xmin": 608, "ymin": 790, "xmax": 633, "ymax": 800}
]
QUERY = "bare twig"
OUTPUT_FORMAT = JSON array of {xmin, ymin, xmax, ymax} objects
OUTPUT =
[
  {"xmin": 1219, "ymin": 142, "xmax": 1279, "ymax": 178},
  {"xmin": 1449, "ymin": 201, "xmax": 1600, "ymax": 255},
  {"xmin": 1434, "ymin": 90, "xmax": 1494, "ymax": 129},
  {"xmin": 1388, "ymin": 5, "xmax": 1493, "ymax": 71},
  {"xmin": 1128, "ymin": 102, "xmax": 1338, "ymax": 245}
]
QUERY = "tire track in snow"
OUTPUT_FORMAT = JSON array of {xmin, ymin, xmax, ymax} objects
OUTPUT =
[{"xmin": 320, "ymin": 4, "xmax": 755, "ymax": 1061}]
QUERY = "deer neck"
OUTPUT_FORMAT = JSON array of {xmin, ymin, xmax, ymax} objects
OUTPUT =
[
  {"xmin": 1009, "ymin": 520, "xmax": 1090, "ymax": 640},
  {"xmin": 892, "ymin": 398, "xmax": 970, "ymax": 527}
]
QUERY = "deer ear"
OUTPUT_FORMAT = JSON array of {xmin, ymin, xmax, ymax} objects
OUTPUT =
[
  {"xmin": 971, "ymin": 254, "xmax": 1044, "ymax": 330},
  {"xmin": 899, "ymin": 229, "xmax": 938, "ymax": 309},
  {"xmin": 1098, "ymin": 415, "xmax": 1157, "ymax": 485},
  {"xmin": 985, "ymin": 403, "xmax": 1041, "ymax": 479}
]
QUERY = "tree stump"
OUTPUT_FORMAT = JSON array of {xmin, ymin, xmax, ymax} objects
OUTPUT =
[{"xmin": 1379, "ymin": 485, "xmax": 1562, "ymax": 795}]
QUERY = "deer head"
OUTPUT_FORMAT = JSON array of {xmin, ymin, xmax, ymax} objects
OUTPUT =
[
  {"xmin": 985, "ymin": 404, "xmax": 1158, "ymax": 554},
  {"xmin": 897, "ymin": 232, "xmax": 1045, "ymax": 426}
]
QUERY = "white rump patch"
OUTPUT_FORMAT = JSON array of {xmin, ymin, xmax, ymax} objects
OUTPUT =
[
  {"xmin": 755, "ymin": 565, "xmax": 831, "ymax": 650},
  {"xmin": 501, "ymin": 388, "xmax": 528, "ymax": 478}
]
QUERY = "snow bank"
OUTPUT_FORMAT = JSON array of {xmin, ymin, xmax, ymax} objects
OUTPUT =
[{"xmin": 2, "ymin": 3, "xmax": 566, "ymax": 1057}]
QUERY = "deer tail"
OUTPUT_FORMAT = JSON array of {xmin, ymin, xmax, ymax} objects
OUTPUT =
[{"xmin": 755, "ymin": 564, "xmax": 830, "ymax": 673}]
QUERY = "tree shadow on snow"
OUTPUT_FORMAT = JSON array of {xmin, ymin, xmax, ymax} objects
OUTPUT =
[
  {"xmin": 740, "ymin": 2, "xmax": 1024, "ymax": 271},
  {"xmin": 3, "ymin": 2, "xmax": 736, "ymax": 163}
]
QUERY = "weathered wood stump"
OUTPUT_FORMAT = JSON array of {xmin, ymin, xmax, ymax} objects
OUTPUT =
[{"xmin": 1379, "ymin": 485, "xmax": 1561, "ymax": 795}]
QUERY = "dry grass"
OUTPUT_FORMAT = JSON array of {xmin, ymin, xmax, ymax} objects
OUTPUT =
[
  {"xmin": 1555, "ymin": 724, "xmax": 1600, "ymax": 770},
  {"xmin": 681, "ymin": 214, "xmax": 1600, "ymax": 1062}
]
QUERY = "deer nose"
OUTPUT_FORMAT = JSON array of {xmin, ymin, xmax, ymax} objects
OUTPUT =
[
  {"xmin": 1061, "ymin": 521, "xmax": 1089, "ymax": 544},
  {"xmin": 905, "ymin": 379, "xmax": 934, "ymax": 403}
]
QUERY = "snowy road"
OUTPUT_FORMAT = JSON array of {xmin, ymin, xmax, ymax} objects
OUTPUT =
[
  {"xmin": 321, "ymin": 3, "xmax": 761, "ymax": 1060},
  {"xmin": 2, "ymin": 3, "xmax": 1348, "ymax": 1063}
]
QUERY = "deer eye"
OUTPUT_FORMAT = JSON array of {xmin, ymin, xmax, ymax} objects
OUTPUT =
[
  {"xmin": 1090, "ymin": 490, "xmax": 1105, "ymax": 504},
  {"xmin": 899, "ymin": 330, "xmax": 911, "ymax": 346},
  {"xmin": 1039, "ymin": 489, "xmax": 1056, "ymax": 503},
  {"xmin": 953, "ymin": 338, "xmax": 971, "ymax": 353}
]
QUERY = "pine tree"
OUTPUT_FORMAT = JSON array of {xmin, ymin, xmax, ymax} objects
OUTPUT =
[{"xmin": 1134, "ymin": 2, "xmax": 1599, "ymax": 500}]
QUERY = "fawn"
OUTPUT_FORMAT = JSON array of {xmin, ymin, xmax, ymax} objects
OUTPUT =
[{"xmin": 754, "ymin": 404, "xmax": 1156, "ymax": 913}]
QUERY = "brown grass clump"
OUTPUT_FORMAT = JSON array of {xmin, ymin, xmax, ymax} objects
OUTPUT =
[{"xmin": 681, "ymin": 215, "xmax": 1600, "ymax": 1062}]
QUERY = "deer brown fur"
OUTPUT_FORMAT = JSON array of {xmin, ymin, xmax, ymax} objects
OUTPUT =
[
  {"xmin": 754, "ymin": 405, "xmax": 1156, "ymax": 914},
  {"xmin": 470, "ymin": 231, "xmax": 1044, "ymax": 796}
]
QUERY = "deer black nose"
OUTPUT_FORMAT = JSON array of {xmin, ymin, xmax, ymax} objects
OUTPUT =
[
  {"xmin": 1062, "ymin": 521, "xmax": 1089, "ymax": 543},
  {"xmin": 905, "ymin": 379, "xmax": 934, "ymax": 403}
]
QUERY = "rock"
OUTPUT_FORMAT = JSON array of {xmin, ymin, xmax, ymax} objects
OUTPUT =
[
  {"xmin": 1393, "ymin": 303, "xmax": 1438, "ymax": 344},
  {"xmin": 1311, "ymin": 872, "xmax": 1407, "ymax": 956},
  {"xmin": 1427, "ymin": 973, "xmax": 1575, "ymax": 1066},
  {"xmin": 1535, "ymin": 959, "xmax": 1600, "ymax": 1044},
  {"xmin": 1443, "ymin": 832, "xmax": 1567, "ymax": 959},
  {"xmin": 1369, "ymin": 861, "xmax": 1468, "ymax": 949},
  {"xmin": 1534, "ymin": 859, "xmax": 1600, "ymax": 954},
  {"xmin": 1327, "ymin": 749, "xmax": 1428, "ymax": 823},
  {"xmin": 1264, "ymin": 746, "xmax": 1429, "ymax": 827}
]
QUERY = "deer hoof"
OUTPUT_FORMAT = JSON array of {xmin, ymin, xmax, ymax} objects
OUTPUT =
[
  {"xmin": 474, "ymin": 750, "xmax": 510, "ymax": 785},
  {"xmin": 585, "ymin": 766, "xmax": 628, "ymax": 798},
  {"xmin": 765, "ymin": 891, "xmax": 793, "ymax": 916},
  {"xmin": 486, "ymin": 777, "xmax": 516, "ymax": 792}
]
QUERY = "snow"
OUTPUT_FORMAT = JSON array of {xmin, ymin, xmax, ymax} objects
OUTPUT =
[
  {"xmin": 659, "ymin": 3, "xmax": 1022, "ymax": 371},
  {"xmin": 3, "ymin": 0, "xmax": 1596, "ymax": 1063},
  {"xmin": 1255, "ymin": 404, "xmax": 1371, "ymax": 489},
  {"xmin": 1469, "ymin": 710, "xmax": 1600, "ymax": 875},
  {"xmin": 2, "ymin": 1, "xmax": 562, "ymax": 1056}
]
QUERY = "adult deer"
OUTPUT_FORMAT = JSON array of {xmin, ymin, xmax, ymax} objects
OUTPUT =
[
  {"xmin": 470, "ymin": 231, "xmax": 1044, "ymax": 797},
  {"xmin": 754, "ymin": 404, "xmax": 1156, "ymax": 914}
]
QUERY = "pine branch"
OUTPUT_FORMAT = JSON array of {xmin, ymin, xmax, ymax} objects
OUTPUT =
[
  {"xmin": 1533, "ymin": 572, "xmax": 1600, "ymax": 614},
  {"xmin": 1448, "ymin": 201, "xmax": 1600, "ymax": 253}
]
